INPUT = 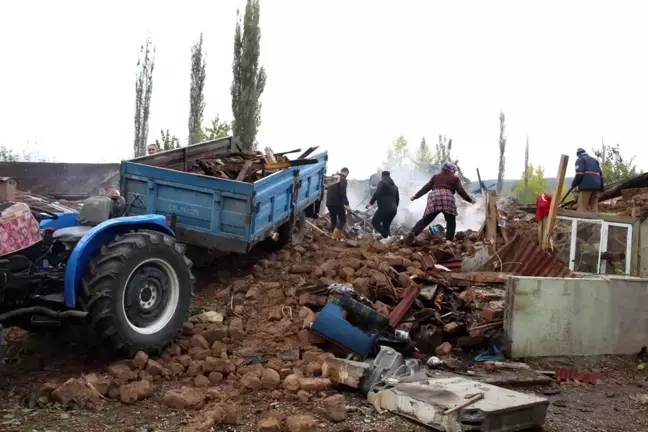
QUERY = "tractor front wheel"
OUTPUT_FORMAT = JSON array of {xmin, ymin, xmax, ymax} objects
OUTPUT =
[{"xmin": 86, "ymin": 230, "xmax": 194, "ymax": 357}]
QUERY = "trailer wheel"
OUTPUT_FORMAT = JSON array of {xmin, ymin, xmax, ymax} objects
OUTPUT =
[
  {"xmin": 277, "ymin": 212, "xmax": 306, "ymax": 247},
  {"xmin": 85, "ymin": 230, "xmax": 194, "ymax": 357}
]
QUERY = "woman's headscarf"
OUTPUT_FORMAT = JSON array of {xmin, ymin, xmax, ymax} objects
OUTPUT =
[{"xmin": 441, "ymin": 162, "xmax": 457, "ymax": 174}]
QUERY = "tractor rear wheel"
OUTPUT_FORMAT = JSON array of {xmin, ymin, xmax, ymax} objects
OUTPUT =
[{"xmin": 85, "ymin": 230, "xmax": 194, "ymax": 357}]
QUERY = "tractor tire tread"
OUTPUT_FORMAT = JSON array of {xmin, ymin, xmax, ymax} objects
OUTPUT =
[{"xmin": 85, "ymin": 229, "xmax": 194, "ymax": 358}]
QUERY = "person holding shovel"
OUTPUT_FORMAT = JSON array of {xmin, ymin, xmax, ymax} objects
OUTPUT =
[
  {"xmin": 572, "ymin": 148, "xmax": 604, "ymax": 212},
  {"xmin": 404, "ymin": 162, "xmax": 475, "ymax": 245},
  {"xmin": 326, "ymin": 167, "xmax": 351, "ymax": 240}
]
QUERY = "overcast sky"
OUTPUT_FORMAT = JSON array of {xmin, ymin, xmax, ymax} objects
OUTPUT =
[{"xmin": 1, "ymin": 0, "xmax": 647, "ymax": 180}]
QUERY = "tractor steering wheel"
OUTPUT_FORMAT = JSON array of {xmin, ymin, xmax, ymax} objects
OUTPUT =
[{"xmin": 30, "ymin": 206, "xmax": 59, "ymax": 221}]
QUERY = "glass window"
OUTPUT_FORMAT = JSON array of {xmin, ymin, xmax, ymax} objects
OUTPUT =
[
  {"xmin": 555, "ymin": 217, "xmax": 632, "ymax": 274},
  {"xmin": 573, "ymin": 220, "xmax": 602, "ymax": 273},
  {"xmin": 553, "ymin": 218, "xmax": 573, "ymax": 268},
  {"xmin": 602, "ymin": 225, "xmax": 630, "ymax": 275}
]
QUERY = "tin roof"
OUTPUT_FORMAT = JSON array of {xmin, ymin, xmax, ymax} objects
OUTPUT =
[
  {"xmin": 0, "ymin": 162, "xmax": 119, "ymax": 199},
  {"xmin": 477, "ymin": 234, "xmax": 576, "ymax": 278},
  {"xmin": 7, "ymin": 190, "xmax": 83, "ymax": 214}
]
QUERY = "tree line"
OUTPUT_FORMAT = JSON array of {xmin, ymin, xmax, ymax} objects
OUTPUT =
[
  {"xmin": 1, "ymin": 0, "xmax": 642, "ymax": 186},
  {"xmin": 133, "ymin": 0, "xmax": 265, "ymax": 157},
  {"xmin": 384, "ymin": 134, "xmax": 471, "ymax": 184},
  {"xmin": 385, "ymin": 111, "xmax": 641, "ymax": 204}
]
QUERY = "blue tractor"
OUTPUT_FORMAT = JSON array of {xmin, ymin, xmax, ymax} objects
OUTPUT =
[{"xmin": 0, "ymin": 195, "xmax": 194, "ymax": 367}]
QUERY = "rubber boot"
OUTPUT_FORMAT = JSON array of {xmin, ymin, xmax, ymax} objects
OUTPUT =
[{"xmin": 332, "ymin": 228, "xmax": 341, "ymax": 241}]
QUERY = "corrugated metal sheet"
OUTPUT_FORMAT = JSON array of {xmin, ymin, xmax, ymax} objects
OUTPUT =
[
  {"xmin": 553, "ymin": 367, "xmax": 597, "ymax": 384},
  {"xmin": 0, "ymin": 162, "xmax": 119, "ymax": 199},
  {"xmin": 4, "ymin": 191, "xmax": 83, "ymax": 214},
  {"xmin": 477, "ymin": 234, "xmax": 576, "ymax": 278},
  {"xmin": 388, "ymin": 283, "xmax": 419, "ymax": 327}
]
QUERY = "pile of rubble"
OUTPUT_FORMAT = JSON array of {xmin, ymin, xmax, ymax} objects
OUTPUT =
[
  {"xmin": 342, "ymin": 209, "xmax": 411, "ymax": 240},
  {"xmin": 16, "ymin": 194, "xmax": 586, "ymax": 432}
]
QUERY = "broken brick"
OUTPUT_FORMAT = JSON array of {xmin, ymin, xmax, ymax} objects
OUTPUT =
[
  {"xmin": 435, "ymin": 342, "xmax": 453, "ymax": 356},
  {"xmin": 482, "ymin": 306, "xmax": 504, "ymax": 322},
  {"xmin": 443, "ymin": 321, "xmax": 463, "ymax": 333}
]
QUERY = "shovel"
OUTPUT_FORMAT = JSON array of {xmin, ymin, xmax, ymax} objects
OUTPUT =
[{"xmin": 558, "ymin": 187, "xmax": 575, "ymax": 208}]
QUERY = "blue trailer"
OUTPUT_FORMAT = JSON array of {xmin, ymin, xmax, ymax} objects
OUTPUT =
[
  {"xmin": 0, "ymin": 138, "xmax": 327, "ymax": 365},
  {"xmin": 120, "ymin": 137, "xmax": 328, "ymax": 254}
]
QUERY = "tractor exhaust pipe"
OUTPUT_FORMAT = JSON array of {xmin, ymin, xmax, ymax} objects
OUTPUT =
[{"xmin": 0, "ymin": 306, "xmax": 88, "ymax": 322}]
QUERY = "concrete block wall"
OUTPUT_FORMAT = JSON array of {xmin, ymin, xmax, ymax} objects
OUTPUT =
[
  {"xmin": 640, "ymin": 219, "xmax": 648, "ymax": 278},
  {"xmin": 504, "ymin": 276, "xmax": 648, "ymax": 358}
]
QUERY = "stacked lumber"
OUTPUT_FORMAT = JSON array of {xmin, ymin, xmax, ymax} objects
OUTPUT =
[{"xmin": 191, "ymin": 146, "xmax": 320, "ymax": 183}]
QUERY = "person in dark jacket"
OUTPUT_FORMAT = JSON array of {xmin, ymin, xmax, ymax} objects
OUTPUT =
[
  {"xmin": 405, "ymin": 162, "xmax": 475, "ymax": 245},
  {"xmin": 326, "ymin": 167, "xmax": 350, "ymax": 240},
  {"xmin": 368, "ymin": 168, "xmax": 381, "ymax": 195},
  {"xmin": 366, "ymin": 171, "xmax": 399, "ymax": 239},
  {"xmin": 572, "ymin": 148, "xmax": 604, "ymax": 212}
]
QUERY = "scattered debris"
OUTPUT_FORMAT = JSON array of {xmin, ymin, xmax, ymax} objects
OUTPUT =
[
  {"xmin": 368, "ymin": 376, "xmax": 549, "ymax": 431},
  {"xmin": 5, "ymin": 188, "xmax": 627, "ymax": 431},
  {"xmin": 553, "ymin": 366, "xmax": 598, "ymax": 385}
]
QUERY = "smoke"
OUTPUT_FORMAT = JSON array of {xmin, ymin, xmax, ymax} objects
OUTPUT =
[{"xmin": 346, "ymin": 165, "xmax": 486, "ymax": 232}]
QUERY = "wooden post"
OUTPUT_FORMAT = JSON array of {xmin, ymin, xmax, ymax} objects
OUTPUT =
[
  {"xmin": 542, "ymin": 155, "xmax": 569, "ymax": 251},
  {"xmin": 538, "ymin": 216, "xmax": 547, "ymax": 243},
  {"xmin": 485, "ymin": 191, "xmax": 498, "ymax": 244}
]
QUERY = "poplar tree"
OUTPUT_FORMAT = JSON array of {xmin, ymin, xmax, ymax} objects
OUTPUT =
[
  {"xmin": 189, "ymin": 33, "xmax": 207, "ymax": 145},
  {"xmin": 231, "ymin": 0, "xmax": 267, "ymax": 150},
  {"xmin": 133, "ymin": 38, "xmax": 155, "ymax": 157}
]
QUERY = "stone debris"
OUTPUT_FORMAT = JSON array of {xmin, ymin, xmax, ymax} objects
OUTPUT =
[
  {"xmin": 51, "ymin": 377, "xmax": 103, "ymax": 407},
  {"xmin": 285, "ymin": 414, "xmax": 318, "ymax": 432},
  {"xmin": 119, "ymin": 379, "xmax": 152, "ymax": 404},
  {"xmin": 132, "ymin": 350, "xmax": 149, "ymax": 369},
  {"xmin": 320, "ymin": 394, "xmax": 347, "ymax": 422},
  {"xmin": 21, "ymin": 200, "xmax": 564, "ymax": 432},
  {"xmin": 163, "ymin": 386, "xmax": 205, "ymax": 409},
  {"xmin": 258, "ymin": 417, "xmax": 282, "ymax": 431},
  {"xmin": 106, "ymin": 362, "xmax": 137, "ymax": 383}
]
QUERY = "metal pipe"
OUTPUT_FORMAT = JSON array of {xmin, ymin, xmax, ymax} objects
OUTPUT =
[{"xmin": 0, "ymin": 306, "xmax": 88, "ymax": 322}]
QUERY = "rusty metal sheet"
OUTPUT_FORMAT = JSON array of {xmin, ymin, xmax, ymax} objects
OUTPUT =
[
  {"xmin": 440, "ymin": 259, "xmax": 462, "ymax": 272},
  {"xmin": 477, "ymin": 234, "xmax": 576, "ymax": 278},
  {"xmin": 388, "ymin": 283, "xmax": 419, "ymax": 327},
  {"xmin": 6, "ymin": 191, "xmax": 83, "ymax": 214},
  {"xmin": 553, "ymin": 367, "xmax": 597, "ymax": 384},
  {"xmin": 0, "ymin": 162, "xmax": 119, "ymax": 199}
]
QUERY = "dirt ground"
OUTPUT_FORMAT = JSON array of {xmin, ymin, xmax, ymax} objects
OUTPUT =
[{"xmin": 1, "ymin": 232, "xmax": 647, "ymax": 432}]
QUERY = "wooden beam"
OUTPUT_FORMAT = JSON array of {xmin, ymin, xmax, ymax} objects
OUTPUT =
[
  {"xmin": 235, "ymin": 160, "xmax": 254, "ymax": 181},
  {"xmin": 274, "ymin": 148, "xmax": 302, "ymax": 157},
  {"xmin": 297, "ymin": 146, "xmax": 319, "ymax": 159},
  {"xmin": 485, "ymin": 191, "xmax": 498, "ymax": 244},
  {"xmin": 542, "ymin": 154, "xmax": 569, "ymax": 250},
  {"xmin": 264, "ymin": 147, "xmax": 277, "ymax": 163}
]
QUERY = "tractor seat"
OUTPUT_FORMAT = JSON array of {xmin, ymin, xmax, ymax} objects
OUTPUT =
[
  {"xmin": 52, "ymin": 196, "xmax": 117, "ymax": 243},
  {"xmin": 52, "ymin": 226, "xmax": 93, "ymax": 243}
]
